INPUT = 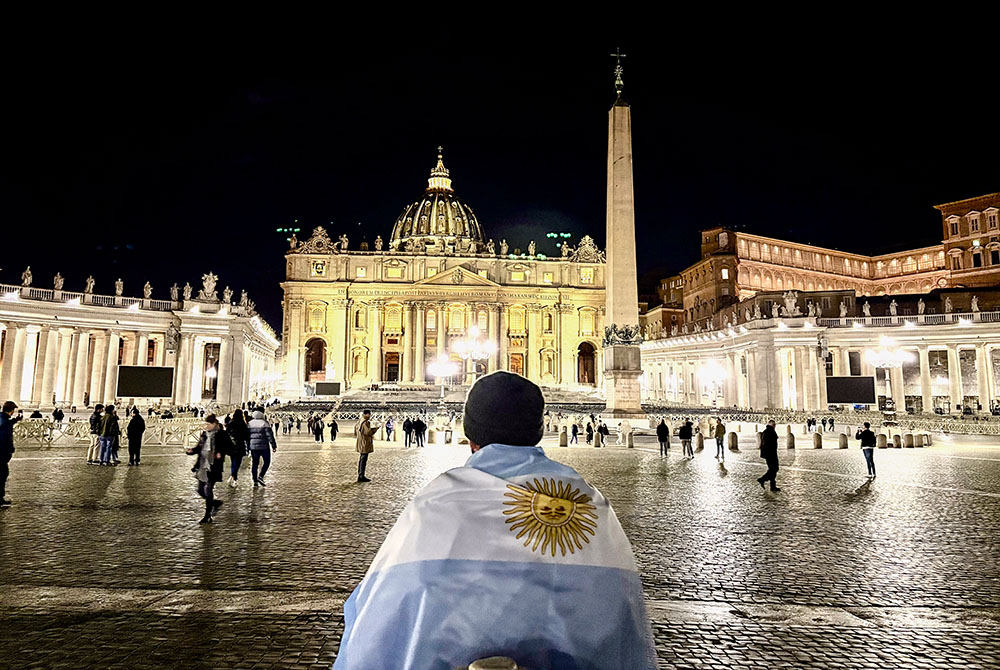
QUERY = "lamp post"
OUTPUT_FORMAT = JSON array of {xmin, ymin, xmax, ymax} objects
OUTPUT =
[
  {"xmin": 701, "ymin": 359, "xmax": 727, "ymax": 411},
  {"xmin": 865, "ymin": 336, "xmax": 914, "ymax": 430},
  {"xmin": 427, "ymin": 354, "xmax": 459, "ymax": 401},
  {"xmin": 451, "ymin": 325, "xmax": 496, "ymax": 385}
]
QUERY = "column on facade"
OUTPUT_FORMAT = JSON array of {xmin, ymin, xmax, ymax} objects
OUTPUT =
[
  {"xmin": 330, "ymin": 299, "xmax": 349, "ymax": 386},
  {"xmin": 770, "ymin": 346, "xmax": 784, "ymax": 409},
  {"xmin": 436, "ymin": 304, "xmax": 446, "ymax": 361},
  {"xmin": 486, "ymin": 305, "xmax": 499, "ymax": 373},
  {"xmin": 135, "ymin": 332, "xmax": 149, "ymax": 366},
  {"xmin": 498, "ymin": 306, "xmax": 508, "ymax": 372},
  {"xmin": 286, "ymin": 300, "xmax": 304, "ymax": 391},
  {"xmin": 232, "ymin": 336, "xmax": 247, "ymax": 404},
  {"xmin": 370, "ymin": 303, "xmax": 383, "ymax": 383},
  {"xmin": 817, "ymin": 348, "xmax": 829, "ymax": 409},
  {"xmin": 103, "ymin": 332, "xmax": 120, "ymax": 402},
  {"xmin": 526, "ymin": 305, "xmax": 540, "ymax": 383},
  {"xmin": 889, "ymin": 366, "xmax": 905, "ymax": 412},
  {"xmin": 71, "ymin": 331, "xmax": 91, "ymax": 407},
  {"xmin": 0, "ymin": 324, "xmax": 21, "ymax": 401},
  {"xmin": 557, "ymin": 306, "xmax": 574, "ymax": 385},
  {"xmin": 154, "ymin": 336, "xmax": 166, "ymax": 366},
  {"xmin": 54, "ymin": 329, "xmax": 74, "ymax": 404},
  {"xmin": 27, "ymin": 327, "xmax": 49, "ymax": 406},
  {"xmin": 216, "ymin": 334, "xmax": 233, "ymax": 405},
  {"xmin": 947, "ymin": 345, "xmax": 963, "ymax": 409},
  {"xmin": 119, "ymin": 334, "xmax": 133, "ymax": 368},
  {"xmin": 17, "ymin": 327, "xmax": 40, "ymax": 403},
  {"xmin": 839, "ymin": 348, "xmax": 851, "ymax": 376},
  {"xmin": 401, "ymin": 303, "xmax": 413, "ymax": 383},
  {"xmin": 414, "ymin": 304, "xmax": 426, "ymax": 384},
  {"xmin": 38, "ymin": 328, "xmax": 62, "ymax": 408}
]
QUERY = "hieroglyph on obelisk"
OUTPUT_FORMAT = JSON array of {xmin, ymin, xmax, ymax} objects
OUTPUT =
[{"xmin": 603, "ymin": 51, "xmax": 646, "ymax": 419}]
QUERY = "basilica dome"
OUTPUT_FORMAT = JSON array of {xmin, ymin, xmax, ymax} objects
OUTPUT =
[{"xmin": 389, "ymin": 150, "xmax": 486, "ymax": 253}]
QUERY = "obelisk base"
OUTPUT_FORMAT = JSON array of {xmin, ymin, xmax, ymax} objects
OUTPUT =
[{"xmin": 602, "ymin": 344, "xmax": 646, "ymax": 420}]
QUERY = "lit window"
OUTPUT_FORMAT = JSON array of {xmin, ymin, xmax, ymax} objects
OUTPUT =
[
  {"xmin": 510, "ymin": 308, "xmax": 526, "ymax": 333},
  {"xmin": 580, "ymin": 310, "xmax": 594, "ymax": 335},
  {"xmin": 511, "ymin": 270, "xmax": 526, "ymax": 282},
  {"xmin": 355, "ymin": 266, "xmax": 366, "ymax": 278},
  {"xmin": 543, "ymin": 272, "xmax": 554, "ymax": 284},
  {"xmin": 426, "ymin": 310, "xmax": 436, "ymax": 330},
  {"xmin": 721, "ymin": 268, "xmax": 729, "ymax": 280},
  {"xmin": 309, "ymin": 307, "xmax": 324, "ymax": 332},
  {"xmin": 478, "ymin": 311, "xmax": 487, "ymax": 330},
  {"xmin": 386, "ymin": 266, "xmax": 403, "ymax": 279},
  {"xmin": 385, "ymin": 307, "xmax": 401, "ymax": 331},
  {"xmin": 427, "ymin": 268, "xmax": 437, "ymax": 278},
  {"xmin": 450, "ymin": 308, "xmax": 465, "ymax": 331},
  {"xmin": 580, "ymin": 268, "xmax": 594, "ymax": 284}
]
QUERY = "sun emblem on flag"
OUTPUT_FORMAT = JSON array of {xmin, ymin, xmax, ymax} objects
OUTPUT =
[{"xmin": 503, "ymin": 478, "xmax": 598, "ymax": 556}]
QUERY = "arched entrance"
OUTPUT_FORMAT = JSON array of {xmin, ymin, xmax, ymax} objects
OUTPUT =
[
  {"xmin": 305, "ymin": 338, "xmax": 327, "ymax": 381},
  {"xmin": 578, "ymin": 342, "xmax": 596, "ymax": 385}
]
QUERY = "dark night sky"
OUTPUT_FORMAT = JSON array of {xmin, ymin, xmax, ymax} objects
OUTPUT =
[{"xmin": 2, "ymin": 39, "xmax": 997, "ymax": 328}]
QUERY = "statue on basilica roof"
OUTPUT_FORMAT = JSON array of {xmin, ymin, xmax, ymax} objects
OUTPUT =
[
  {"xmin": 84, "ymin": 276, "xmax": 95, "ymax": 294},
  {"xmin": 199, "ymin": 272, "xmax": 218, "ymax": 301},
  {"xmin": 21, "ymin": 266, "xmax": 32, "ymax": 287},
  {"xmin": 170, "ymin": 283, "xmax": 179, "ymax": 301},
  {"xmin": 143, "ymin": 282, "xmax": 153, "ymax": 299},
  {"xmin": 115, "ymin": 279, "xmax": 124, "ymax": 296},
  {"xmin": 183, "ymin": 282, "xmax": 193, "ymax": 301},
  {"xmin": 500, "ymin": 239, "xmax": 509, "ymax": 256},
  {"xmin": 53, "ymin": 273, "xmax": 64, "ymax": 291}
]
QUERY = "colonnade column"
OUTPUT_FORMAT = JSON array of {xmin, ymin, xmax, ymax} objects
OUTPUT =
[
  {"xmin": 136, "ymin": 332, "xmax": 149, "ymax": 366},
  {"xmin": 435, "ymin": 305, "xmax": 446, "ymax": 361},
  {"xmin": 88, "ymin": 331, "xmax": 108, "ymax": 404},
  {"xmin": 174, "ymin": 333, "xmax": 192, "ymax": 405},
  {"xmin": 103, "ymin": 332, "xmax": 120, "ymax": 403},
  {"xmin": 37, "ymin": 328, "xmax": 61, "ymax": 407},
  {"xmin": 72, "ymin": 331, "xmax": 91, "ymax": 407},
  {"xmin": 839, "ymin": 348, "xmax": 851, "ymax": 376},
  {"xmin": 190, "ymin": 338, "xmax": 206, "ymax": 404},
  {"xmin": 947, "ymin": 345, "xmax": 963, "ymax": 409},
  {"xmin": 918, "ymin": 347, "xmax": 932, "ymax": 414},
  {"xmin": 975, "ymin": 344, "xmax": 992, "ymax": 410},
  {"xmin": 401, "ymin": 303, "xmax": 413, "ymax": 383},
  {"xmin": 54, "ymin": 329, "xmax": 74, "ymax": 404},
  {"xmin": 414, "ymin": 304, "xmax": 426, "ymax": 384},
  {"xmin": 217, "ymin": 335, "xmax": 233, "ymax": 405},
  {"xmin": 0, "ymin": 325, "xmax": 21, "ymax": 401},
  {"xmin": 890, "ymin": 366, "xmax": 905, "ymax": 413}
]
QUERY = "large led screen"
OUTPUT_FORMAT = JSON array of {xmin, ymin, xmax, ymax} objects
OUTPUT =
[{"xmin": 116, "ymin": 366, "xmax": 175, "ymax": 398}]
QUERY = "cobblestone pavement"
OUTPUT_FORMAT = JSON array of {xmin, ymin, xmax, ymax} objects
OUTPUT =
[{"xmin": 2, "ymin": 431, "xmax": 1000, "ymax": 669}]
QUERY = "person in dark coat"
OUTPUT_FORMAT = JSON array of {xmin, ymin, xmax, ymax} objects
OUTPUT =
[
  {"xmin": 656, "ymin": 419, "xmax": 670, "ymax": 456},
  {"xmin": 98, "ymin": 405, "xmax": 121, "ymax": 466},
  {"xmin": 313, "ymin": 417, "xmax": 325, "ymax": 443},
  {"xmin": 570, "ymin": 422, "xmax": 579, "ymax": 444},
  {"xmin": 855, "ymin": 422, "xmax": 877, "ymax": 478},
  {"xmin": 330, "ymin": 417, "xmax": 339, "ymax": 442},
  {"xmin": 413, "ymin": 417, "xmax": 426, "ymax": 447},
  {"xmin": 585, "ymin": 422, "xmax": 594, "ymax": 445},
  {"xmin": 403, "ymin": 418, "xmax": 413, "ymax": 447},
  {"xmin": 126, "ymin": 407, "xmax": 146, "ymax": 465},
  {"xmin": 185, "ymin": 414, "xmax": 233, "ymax": 523},
  {"xmin": 757, "ymin": 420, "xmax": 780, "ymax": 492},
  {"xmin": 1, "ymin": 401, "xmax": 22, "ymax": 506},
  {"xmin": 678, "ymin": 421, "xmax": 694, "ymax": 459},
  {"xmin": 226, "ymin": 409, "xmax": 250, "ymax": 487}
]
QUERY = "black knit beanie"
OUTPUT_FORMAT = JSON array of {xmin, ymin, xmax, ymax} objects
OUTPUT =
[{"xmin": 463, "ymin": 371, "xmax": 545, "ymax": 447}]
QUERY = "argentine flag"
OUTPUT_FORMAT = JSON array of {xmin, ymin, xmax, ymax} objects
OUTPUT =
[{"xmin": 334, "ymin": 444, "xmax": 656, "ymax": 670}]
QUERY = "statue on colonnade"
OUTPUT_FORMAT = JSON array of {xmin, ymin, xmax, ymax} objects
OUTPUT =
[
  {"xmin": 183, "ymin": 283, "xmax": 193, "ymax": 300},
  {"xmin": 53, "ymin": 272, "xmax": 64, "ymax": 290},
  {"xmin": 143, "ymin": 282, "xmax": 153, "ymax": 299},
  {"xmin": 21, "ymin": 267, "xmax": 32, "ymax": 287},
  {"xmin": 115, "ymin": 279, "xmax": 124, "ymax": 296},
  {"xmin": 170, "ymin": 283, "xmax": 179, "ymax": 301},
  {"xmin": 84, "ymin": 276, "xmax": 95, "ymax": 294}
]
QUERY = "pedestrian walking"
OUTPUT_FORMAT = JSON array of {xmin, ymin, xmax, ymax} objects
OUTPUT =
[
  {"xmin": 126, "ymin": 407, "xmax": 145, "ymax": 465},
  {"xmin": 1, "ymin": 401, "xmax": 22, "ymax": 507},
  {"xmin": 615, "ymin": 422, "xmax": 624, "ymax": 445},
  {"xmin": 403, "ymin": 417, "xmax": 413, "ymax": 447},
  {"xmin": 87, "ymin": 404, "xmax": 105, "ymax": 464},
  {"xmin": 98, "ymin": 405, "xmax": 120, "ymax": 466},
  {"xmin": 828, "ymin": 417, "xmax": 835, "ymax": 433},
  {"xmin": 185, "ymin": 414, "xmax": 233, "ymax": 524},
  {"xmin": 356, "ymin": 410, "xmax": 381, "ymax": 482},
  {"xmin": 714, "ymin": 419, "xmax": 726, "ymax": 461},
  {"xmin": 570, "ymin": 422, "xmax": 579, "ymax": 444},
  {"xmin": 330, "ymin": 417, "xmax": 339, "ymax": 442},
  {"xmin": 227, "ymin": 408, "xmax": 250, "ymax": 488},
  {"xmin": 855, "ymin": 422, "xmax": 877, "ymax": 478},
  {"xmin": 52, "ymin": 407, "xmax": 64, "ymax": 425},
  {"xmin": 656, "ymin": 419, "xmax": 670, "ymax": 456},
  {"xmin": 821, "ymin": 417, "xmax": 828, "ymax": 432},
  {"xmin": 678, "ymin": 420, "xmax": 694, "ymax": 458},
  {"xmin": 586, "ymin": 422, "xmax": 594, "ymax": 445},
  {"xmin": 313, "ymin": 416, "xmax": 325, "ymax": 442},
  {"xmin": 248, "ymin": 410, "xmax": 278, "ymax": 487},
  {"xmin": 757, "ymin": 420, "xmax": 780, "ymax": 492},
  {"xmin": 385, "ymin": 417, "xmax": 394, "ymax": 442}
]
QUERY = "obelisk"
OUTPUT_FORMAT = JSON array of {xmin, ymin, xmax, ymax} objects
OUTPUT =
[{"xmin": 602, "ymin": 53, "xmax": 645, "ymax": 419}]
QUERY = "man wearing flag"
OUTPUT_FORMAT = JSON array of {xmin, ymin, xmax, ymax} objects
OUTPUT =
[{"xmin": 334, "ymin": 371, "xmax": 656, "ymax": 669}]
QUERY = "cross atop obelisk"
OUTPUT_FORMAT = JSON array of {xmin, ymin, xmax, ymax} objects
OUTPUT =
[{"xmin": 610, "ymin": 48, "xmax": 626, "ymax": 96}]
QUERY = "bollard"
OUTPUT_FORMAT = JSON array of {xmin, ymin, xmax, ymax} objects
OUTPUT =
[
  {"xmin": 469, "ymin": 657, "xmax": 518, "ymax": 670},
  {"xmin": 559, "ymin": 428, "xmax": 568, "ymax": 447},
  {"xmin": 914, "ymin": 433, "xmax": 924, "ymax": 447},
  {"xmin": 923, "ymin": 433, "xmax": 932, "ymax": 446},
  {"xmin": 786, "ymin": 432, "xmax": 795, "ymax": 449},
  {"xmin": 903, "ymin": 433, "xmax": 914, "ymax": 448},
  {"xmin": 813, "ymin": 432, "xmax": 822, "ymax": 449},
  {"xmin": 892, "ymin": 434, "xmax": 902, "ymax": 448},
  {"xmin": 736, "ymin": 423, "xmax": 741, "ymax": 433},
  {"xmin": 727, "ymin": 431, "xmax": 740, "ymax": 452},
  {"xmin": 803, "ymin": 424, "xmax": 809, "ymax": 435},
  {"xmin": 876, "ymin": 433, "xmax": 888, "ymax": 448},
  {"xmin": 838, "ymin": 433, "xmax": 848, "ymax": 449},
  {"xmin": 756, "ymin": 431, "xmax": 763, "ymax": 449},
  {"xmin": 695, "ymin": 433, "xmax": 705, "ymax": 452},
  {"xmin": 594, "ymin": 430, "xmax": 603, "ymax": 448},
  {"xmin": 626, "ymin": 431, "xmax": 634, "ymax": 448}
]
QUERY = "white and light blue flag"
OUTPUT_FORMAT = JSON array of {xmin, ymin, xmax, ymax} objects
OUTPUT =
[{"xmin": 334, "ymin": 443, "xmax": 656, "ymax": 670}]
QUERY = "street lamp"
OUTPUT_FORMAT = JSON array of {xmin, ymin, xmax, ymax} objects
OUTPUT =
[
  {"xmin": 865, "ymin": 336, "xmax": 914, "ymax": 429},
  {"xmin": 701, "ymin": 359, "xmax": 727, "ymax": 410},
  {"xmin": 427, "ymin": 354, "xmax": 460, "ymax": 400},
  {"xmin": 451, "ymin": 325, "xmax": 496, "ymax": 385}
]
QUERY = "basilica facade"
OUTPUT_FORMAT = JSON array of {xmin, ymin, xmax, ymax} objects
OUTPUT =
[{"xmin": 280, "ymin": 151, "xmax": 608, "ymax": 394}]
